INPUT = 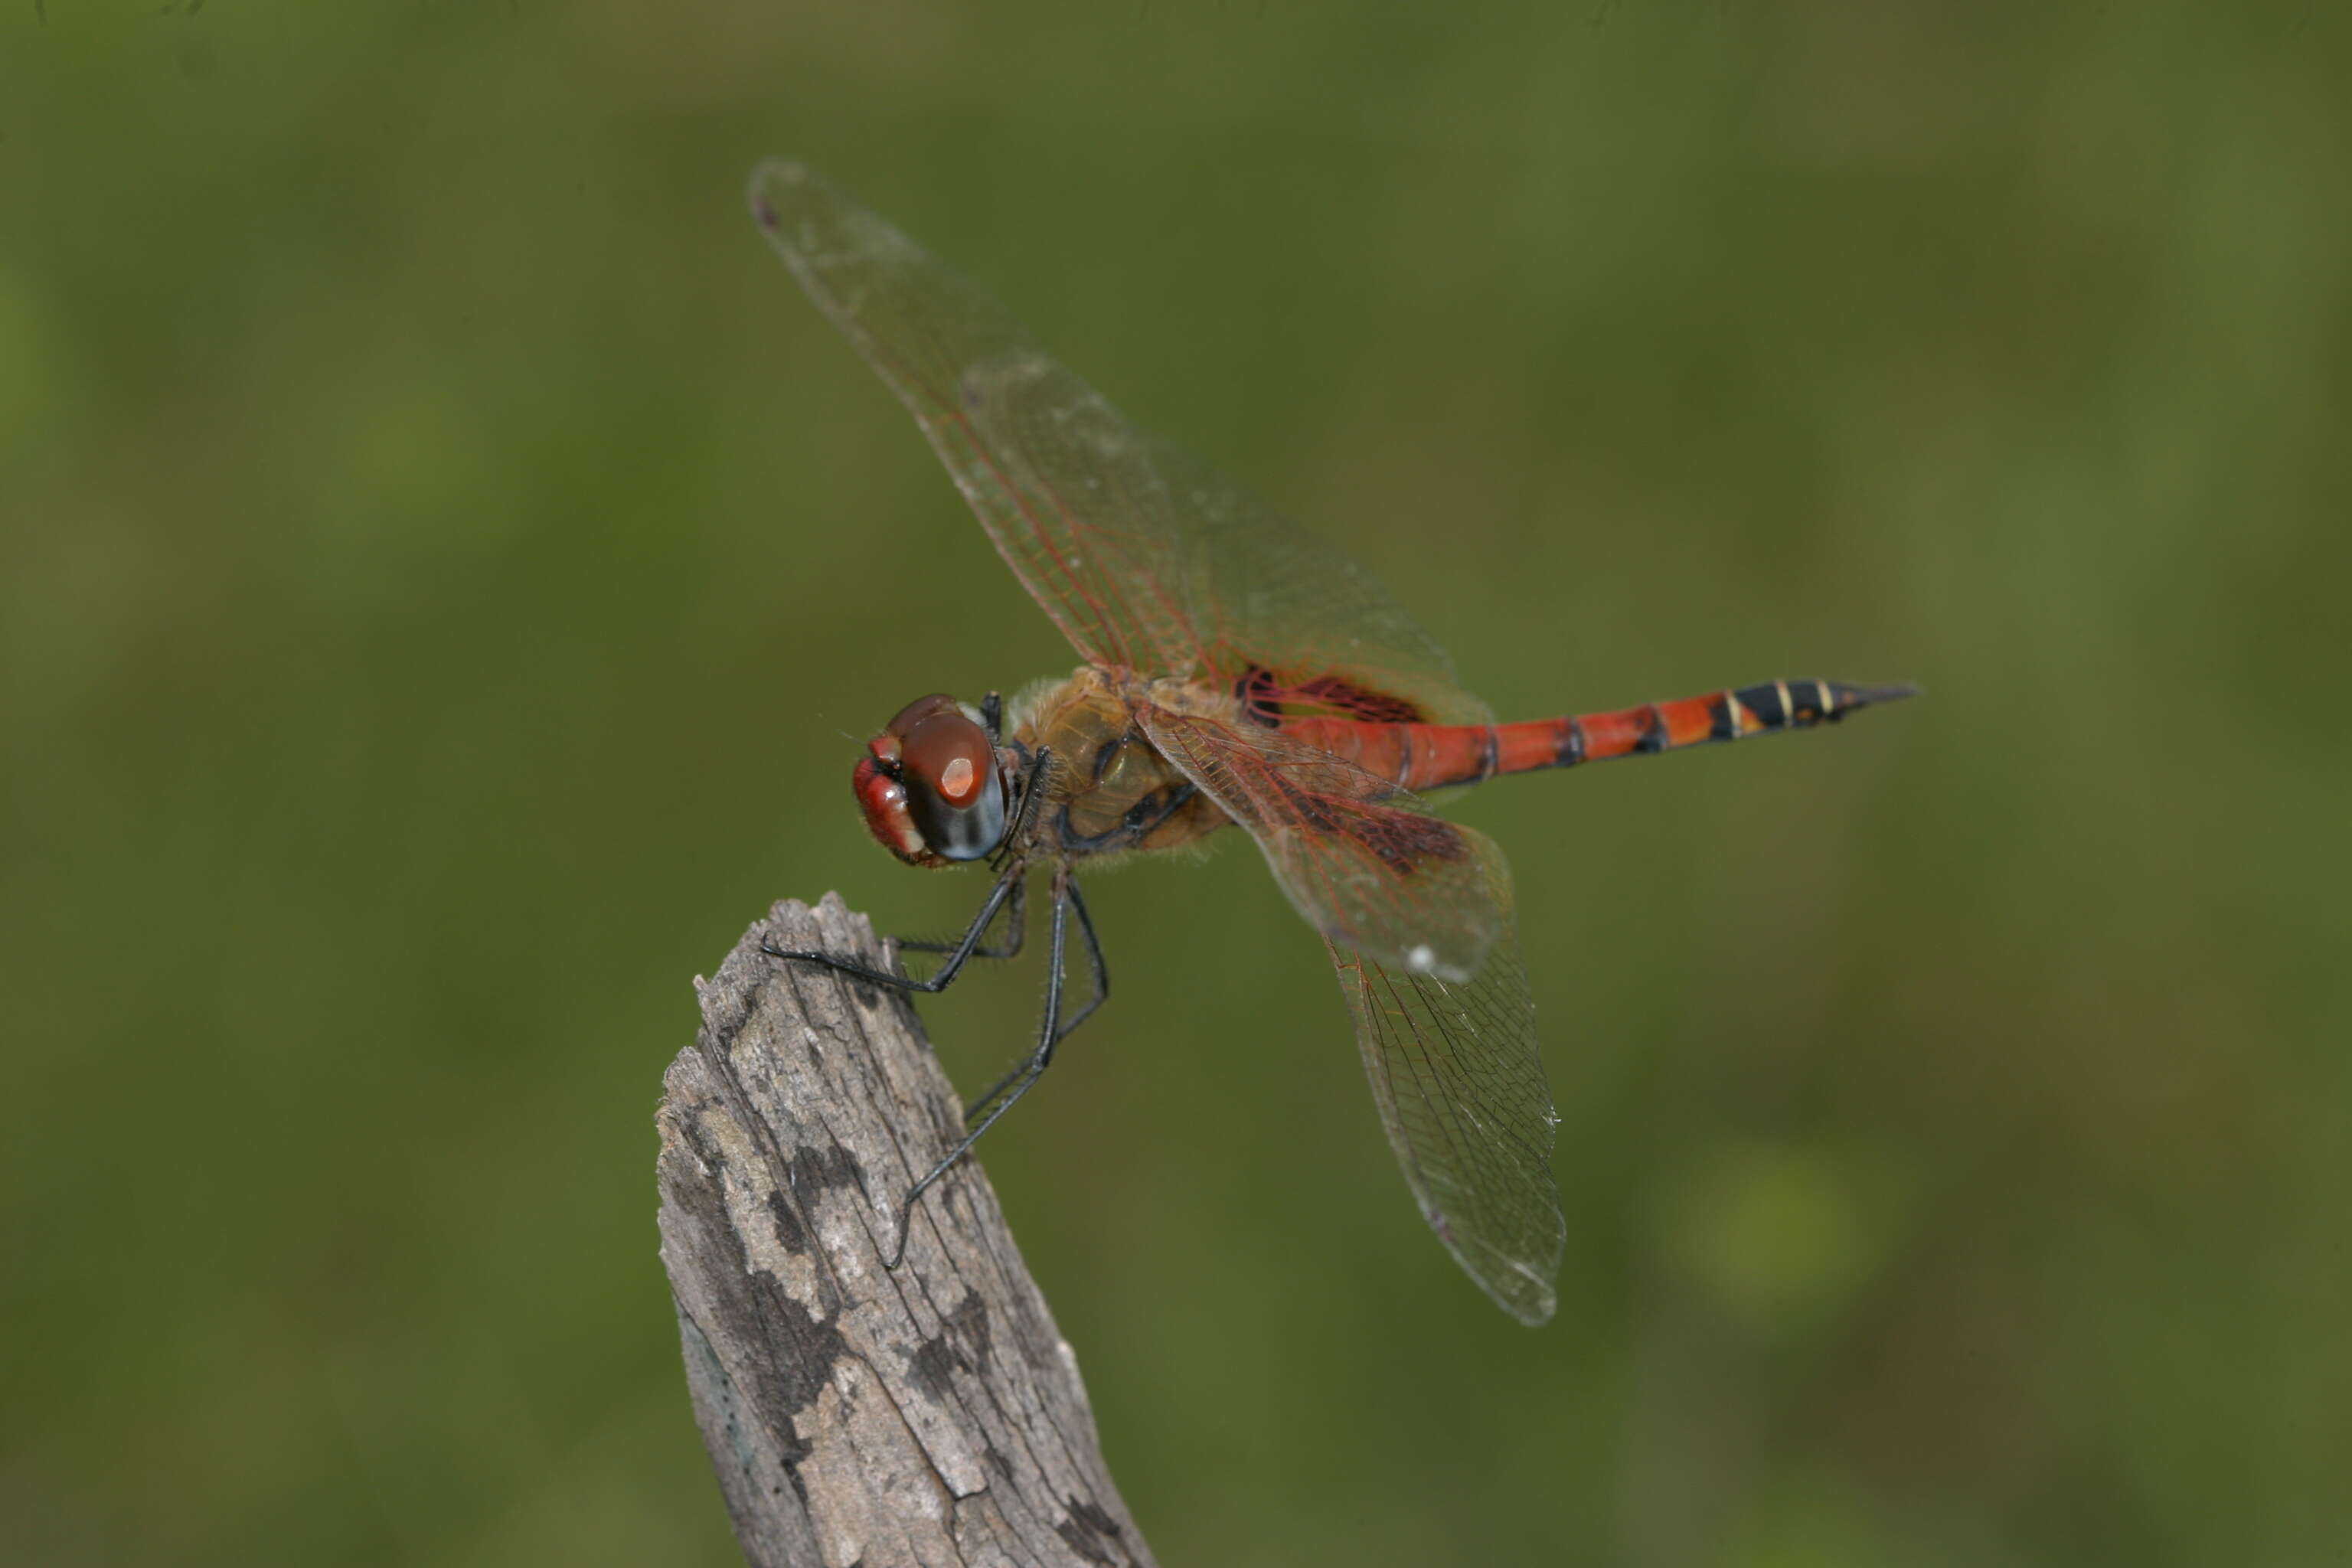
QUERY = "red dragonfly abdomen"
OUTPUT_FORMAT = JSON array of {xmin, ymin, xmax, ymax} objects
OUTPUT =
[{"xmin": 1283, "ymin": 680, "xmax": 1916, "ymax": 792}]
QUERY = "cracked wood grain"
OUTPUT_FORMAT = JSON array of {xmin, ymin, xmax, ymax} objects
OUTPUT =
[{"xmin": 657, "ymin": 894, "xmax": 1155, "ymax": 1568}]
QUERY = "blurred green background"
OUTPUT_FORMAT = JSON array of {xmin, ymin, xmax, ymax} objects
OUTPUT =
[{"xmin": 5, "ymin": 3, "xmax": 2345, "ymax": 1563}]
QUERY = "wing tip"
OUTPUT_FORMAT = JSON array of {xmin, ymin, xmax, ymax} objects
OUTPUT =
[
  {"xmin": 1435, "ymin": 1217, "xmax": 1558, "ymax": 1325},
  {"xmin": 746, "ymin": 158, "xmax": 818, "ymax": 234},
  {"xmin": 1475, "ymin": 1248, "xmax": 1563, "ymax": 1327},
  {"xmin": 1451, "ymin": 1226, "xmax": 1563, "ymax": 1325},
  {"xmin": 1504, "ymin": 1291, "xmax": 1559, "ymax": 1328}
]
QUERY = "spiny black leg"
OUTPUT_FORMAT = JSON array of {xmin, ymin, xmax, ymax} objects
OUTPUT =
[
  {"xmin": 884, "ymin": 874, "xmax": 1076, "ymax": 1268},
  {"xmin": 762, "ymin": 856, "xmax": 1023, "ymax": 995},
  {"xmin": 899, "ymin": 876, "xmax": 1026, "ymax": 961},
  {"xmin": 959, "ymin": 873, "xmax": 1106, "ymax": 1125},
  {"xmin": 1057, "ymin": 875, "xmax": 1109, "ymax": 1039}
]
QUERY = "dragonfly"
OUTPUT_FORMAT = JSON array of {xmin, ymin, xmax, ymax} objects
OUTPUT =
[{"xmin": 750, "ymin": 162, "xmax": 1912, "ymax": 1324}]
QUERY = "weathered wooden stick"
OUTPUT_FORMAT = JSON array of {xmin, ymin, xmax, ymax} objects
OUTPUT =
[{"xmin": 656, "ymin": 894, "xmax": 1155, "ymax": 1568}]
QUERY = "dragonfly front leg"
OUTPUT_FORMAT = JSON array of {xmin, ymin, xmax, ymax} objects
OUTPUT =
[
  {"xmin": 761, "ymin": 857, "xmax": 1024, "ymax": 995},
  {"xmin": 988, "ymin": 743, "xmax": 1054, "ymax": 875},
  {"xmin": 884, "ymin": 867, "xmax": 1099, "ymax": 1267},
  {"xmin": 897, "ymin": 875, "xmax": 1025, "ymax": 962}
]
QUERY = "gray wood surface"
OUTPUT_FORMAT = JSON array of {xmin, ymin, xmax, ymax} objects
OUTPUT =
[{"xmin": 656, "ymin": 894, "xmax": 1155, "ymax": 1568}]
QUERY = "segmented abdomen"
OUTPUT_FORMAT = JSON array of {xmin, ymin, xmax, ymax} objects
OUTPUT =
[{"xmin": 1282, "ymin": 680, "xmax": 1915, "ymax": 792}]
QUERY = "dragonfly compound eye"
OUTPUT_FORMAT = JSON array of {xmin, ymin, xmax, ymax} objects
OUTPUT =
[{"xmin": 858, "ymin": 694, "xmax": 1008, "ymax": 865}]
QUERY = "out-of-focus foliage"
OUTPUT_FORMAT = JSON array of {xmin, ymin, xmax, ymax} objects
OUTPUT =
[{"xmin": 4, "ymin": 4, "xmax": 2344, "ymax": 1564}]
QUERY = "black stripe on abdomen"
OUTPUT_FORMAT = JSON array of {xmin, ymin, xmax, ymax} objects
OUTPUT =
[
  {"xmin": 1634, "ymin": 705, "xmax": 1668, "ymax": 753},
  {"xmin": 1734, "ymin": 681, "xmax": 1788, "ymax": 729},
  {"xmin": 1708, "ymin": 692, "xmax": 1738, "ymax": 742}
]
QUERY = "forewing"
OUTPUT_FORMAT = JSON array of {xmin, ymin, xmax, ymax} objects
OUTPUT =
[
  {"xmin": 1134, "ymin": 704, "xmax": 1501, "ymax": 981},
  {"xmin": 1334, "ymin": 924, "xmax": 1563, "ymax": 1324},
  {"xmin": 751, "ymin": 162, "xmax": 1489, "ymax": 721}
]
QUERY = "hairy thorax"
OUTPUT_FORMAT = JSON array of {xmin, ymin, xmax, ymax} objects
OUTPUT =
[{"xmin": 1009, "ymin": 668, "xmax": 1233, "ymax": 863}]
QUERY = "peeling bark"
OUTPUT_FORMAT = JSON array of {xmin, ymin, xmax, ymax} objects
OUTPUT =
[{"xmin": 657, "ymin": 895, "xmax": 1155, "ymax": 1568}]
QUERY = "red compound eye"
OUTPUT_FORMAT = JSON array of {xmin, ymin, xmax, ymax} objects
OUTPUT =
[
  {"xmin": 872, "ymin": 694, "xmax": 1007, "ymax": 864},
  {"xmin": 900, "ymin": 708, "xmax": 991, "ymax": 803}
]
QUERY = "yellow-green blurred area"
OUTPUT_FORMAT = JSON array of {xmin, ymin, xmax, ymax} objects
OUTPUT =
[{"xmin": 4, "ymin": 2, "xmax": 2346, "ymax": 1563}]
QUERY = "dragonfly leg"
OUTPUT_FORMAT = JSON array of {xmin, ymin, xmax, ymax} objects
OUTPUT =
[
  {"xmin": 885, "ymin": 868, "xmax": 1093, "ymax": 1268},
  {"xmin": 1042, "ymin": 875, "xmax": 1108, "ymax": 1047},
  {"xmin": 761, "ymin": 856, "xmax": 1024, "ymax": 995},
  {"xmin": 958, "ymin": 873, "xmax": 1106, "ymax": 1123},
  {"xmin": 897, "ymin": 876, "xmax": 1025, "ymax": 961}
]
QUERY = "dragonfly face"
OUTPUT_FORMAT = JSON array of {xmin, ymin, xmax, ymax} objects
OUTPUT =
[{"xmin": 854, "ymin": 694, "xmax": 1009, "ymax": 867}]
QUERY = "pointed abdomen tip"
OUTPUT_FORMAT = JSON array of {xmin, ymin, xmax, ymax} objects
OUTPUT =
[{"xmin": 1837, "ymin": 681, "xmax": 1921, "ymax": 707}]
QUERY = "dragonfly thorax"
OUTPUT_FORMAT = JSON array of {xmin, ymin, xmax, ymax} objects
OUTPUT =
[{"xmin": 854, "ymin": 694, "xmax": 1011, "ymax": 867}]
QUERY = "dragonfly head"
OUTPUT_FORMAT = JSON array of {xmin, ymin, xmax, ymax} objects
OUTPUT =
[{"xmin": 854, "ymin": 694, "xmax": 1010, "ymax": 868}]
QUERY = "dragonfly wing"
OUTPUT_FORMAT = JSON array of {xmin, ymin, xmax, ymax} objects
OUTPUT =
[
  {"xmin": 752, "ymin": 162, "xmax": 1489, "ymax": 720},
  {"xmin": 750, "ymin": 162, "xmax": 1166, "ymax": 670},
  {"xmin": 1127, "ymin": 433, "xmax": 1493, "ymax": 726},
  {"xmin": 1134, "ymin": 704, "xmax": 1502, "ymax": 980},
  {"xmin": 1334, "ymin": 926, "xmax": 1564, "ymax": 1325},
  {"xmin": 1132, "ymin": 703, "xmax": 1562, "ymax": 1320}
]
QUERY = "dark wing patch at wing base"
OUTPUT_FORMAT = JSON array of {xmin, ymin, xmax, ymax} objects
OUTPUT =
[{"xmin": 1133, "ymin": 703, "xmax": 1499, "ymax": 982}]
